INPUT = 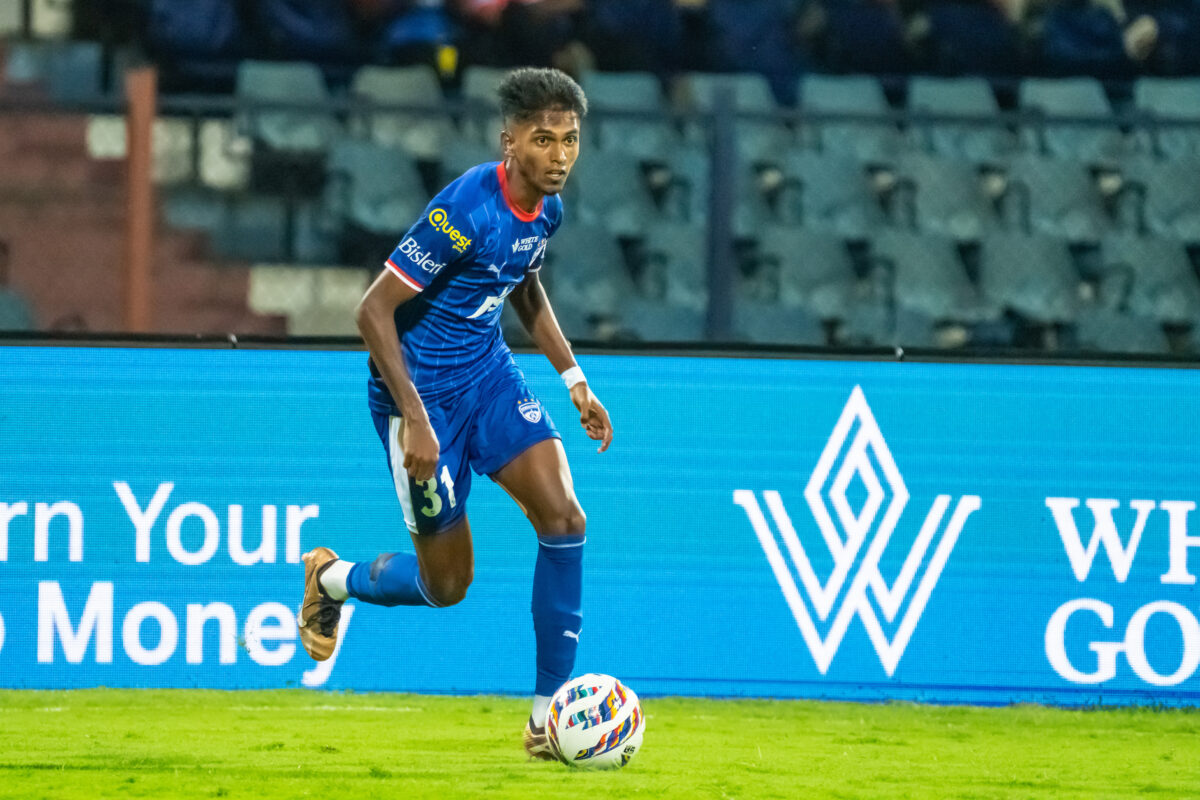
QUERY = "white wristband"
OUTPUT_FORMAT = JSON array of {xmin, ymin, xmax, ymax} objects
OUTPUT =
[{"xmin": 560, "ymin": 366, "xmax": 586, "ymax": 389}]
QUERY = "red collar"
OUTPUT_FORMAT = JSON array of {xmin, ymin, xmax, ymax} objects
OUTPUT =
[{"xmin": 497, "ymin": 161, "xmax": 543, "ymax": 222}]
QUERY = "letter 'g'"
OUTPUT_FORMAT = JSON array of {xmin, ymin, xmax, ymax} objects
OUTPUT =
[{"xmin": 1045, "ymin": 598, "xmax": 1121, "ymax": 683}]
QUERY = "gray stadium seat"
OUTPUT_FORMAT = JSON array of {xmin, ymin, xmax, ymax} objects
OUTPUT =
[
  {"xmin": 618, "ymin": 294, "xmax": 706, "ymax": 342},
  {"xmin": 679, "ymin": 72, "xmax": 791, "ymax": 167},
  {"xmin": 839, "ymin": 304, "xmax": 938, "ymax": 348},
  {"xmin": 1003, "ymin": 155, "xmax": 1109, "ymax": 242},
  {"xmin": 779, "ymin": 150, "xmax": 885, "ymax": 238},
  {"xmin": 1133, "ymin": 78, "xmax": 1200, "ymax": 161},
  {"xmin": 641, "ymin": 222, "xmax": 708, "ymax": 311},
  {"xmin": 325, "ymin": 139, "xmax": 427, "ymax": 235},
  {"xmin": 580, "ymin": 71, "xmax": 676, "ymax": 162},
  {"xmin": 0, "ymin": 290, "xmax": 35, "ymax": 331},
  {"xmin": 543, "ymin": 222, "xmax": 636, "ymax": 316},
  {"xmin": 1099, "ymin": 234, "xmax": 1200, "ymax": 324},
  {"xmin": 1074, "ymin": 310, "xmax": 1170, "ymax": 354},
  {"xmin": 348, "ymin": 65, "xmax": 454, "ymax": 162},
  {"xmin": 460, "ymin": 65, "xmax": 507, "ymax": 145},
  {"xmin": 979, "ymin": 232, "xmax": 1081, "ymax": 322},
  {"xmin": 570, "ymin": 150, "xmax": 658, "ymax": 238},
  {"xmin": 660, "ymin": 146, "xmax": 767, "ymax": 238},
  {"xmin": 893, "ymin": 153, "xmax": 996, "ymax": 241},
  {"xmin": 212, "ymin": 195, "xmax": 289, "ymax": 262},
  {"xmin": 521, "ymin": 292, "xmax": 594, "ymax": 341},
  {"xmin": 907, "ymin": 77, "xmax": 1017, "ymax": 164},
  {"xmin": 870, "ymin": 229, "xmax": 1000, "ymax": 322},
  {"xmin": 1121, "ymin": 157, "xmax": 1200, "ymax": 241},
  {"xmin": 438, "ymin": 137, "xmax": 499, "ymax": 187},
  {"xmin": 1018, "ymin": 78, "xmax": 1126, "ymax": 166},
  {"xmin": 235, "ymin": 61, "xmax": 338, "ymax": 154},
  {"xmin": 733, "ymin": 299, "xmax": 825, "ymax": 346},
  {"xmin": 758, "ymin": 225, "xmax": 855, "ymax": 319},
  {"xmin": 799, "ymin": 75, "xmax": 902, "ymax": 164}
]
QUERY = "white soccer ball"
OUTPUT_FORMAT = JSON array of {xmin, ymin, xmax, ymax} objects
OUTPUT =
[{"xmin": 544, "ymin": 673, "xmax": 645, "ymax": 769}]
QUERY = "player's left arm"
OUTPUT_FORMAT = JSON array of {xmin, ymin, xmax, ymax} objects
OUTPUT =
[{"xmin": 509, "ymin": 271, "xmax": 613, "ymax": 452}]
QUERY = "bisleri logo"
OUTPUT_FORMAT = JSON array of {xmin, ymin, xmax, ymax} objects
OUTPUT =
[{"xmin": 734, "ymin": 386, "xmax": 981, "ymax": 676}]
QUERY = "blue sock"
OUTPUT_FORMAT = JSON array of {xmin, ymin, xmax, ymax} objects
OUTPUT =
[
  {"xmin": 346, "ymin": 552, "xmax": 439, "ymax": 608},
  {"xmin": 532, "ymin": 534, "xmax": 584, "ymax": 696}
]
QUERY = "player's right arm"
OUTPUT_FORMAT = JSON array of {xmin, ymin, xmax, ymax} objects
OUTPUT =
[{"xmin": 355, "ymin": 272, "xmax": 439, "ymax": 482}]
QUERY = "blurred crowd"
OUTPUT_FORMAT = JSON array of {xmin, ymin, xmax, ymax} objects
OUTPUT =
[{"xmin": 127, "ymin": 0, "xmax": 1200, "ymax": 98}]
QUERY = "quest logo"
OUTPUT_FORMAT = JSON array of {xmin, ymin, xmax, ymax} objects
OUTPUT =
[{"xmin": 428, "ymin": 208, "xmax": 472, "ymax": 254}]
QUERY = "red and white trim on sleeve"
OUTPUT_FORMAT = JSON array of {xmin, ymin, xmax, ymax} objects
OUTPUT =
[{"xmin": 386, "ymin": 259, "xmax": 425, "ymax": 292}]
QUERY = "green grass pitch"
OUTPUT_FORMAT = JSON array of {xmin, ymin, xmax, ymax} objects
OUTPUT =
[{"xmin": 1, "ymin": 689, "xmax": 1197, "ymax": 799}]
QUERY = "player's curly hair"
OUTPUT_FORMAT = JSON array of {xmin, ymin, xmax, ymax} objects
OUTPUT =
[{"xmin": 497, "ymin": 67, "xmax": 588, "ymax": 124}]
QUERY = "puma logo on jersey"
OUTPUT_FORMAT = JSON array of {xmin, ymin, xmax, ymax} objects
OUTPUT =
[{"xmin": 467, "ymin": 284, "xmax": 515, "ymax": 319}]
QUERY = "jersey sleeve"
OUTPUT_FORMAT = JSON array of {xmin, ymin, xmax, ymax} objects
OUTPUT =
[
  {"xmin": 529, "ymin": 195, "xmax": 564, "ymax": 273},
  {"xmin": 384, "ymin": 203, "xmax": 479, "ymax": 291}
]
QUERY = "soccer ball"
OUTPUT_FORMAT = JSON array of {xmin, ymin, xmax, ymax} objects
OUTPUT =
[{"xmin": 544, "ymin": 673, "xmax": 645, "ymax": 769}]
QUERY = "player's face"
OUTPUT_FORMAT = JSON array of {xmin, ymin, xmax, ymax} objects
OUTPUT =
[{"xmin": 504, "ymin": 110, "xmax": 580, "ymax": 196}]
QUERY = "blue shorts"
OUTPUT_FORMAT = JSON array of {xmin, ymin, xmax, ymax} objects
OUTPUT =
[{"xmin": 370, "ymin": 359, "xmax": 559, "ymax": 535}]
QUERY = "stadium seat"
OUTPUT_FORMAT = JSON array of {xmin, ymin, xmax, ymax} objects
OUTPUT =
[
  {"xmin": 979, "ymin": 232, "xmax": 1081, "ymax": 322},
  {"xmin": 211, "ymin": 195, "xmax": 289, "ymax": 262},
  {"xmin": 543, "ymin": 222, "xmax": 636, "ymax": 317},
  {"xmin": 580, "ymin": 71, "xmax": 676, "ymax": 163},
  {"xmin": 870, "ymin": 229, "xmax": 1000, "ymax": 322},
  {"xmin": 893, "ymin": 153, "xmax": 996, "ymax": 241},
  {"xmin": 570, "ymin": 150, "xmax": 658, "ymax": 238},
  {"xmin": 906, "ymin": 77, "xmax": 1017, "ymax": 164},
  {"xmin": 1133, "ymin": 78, "xmax": 1200, "ymax": 161},
  {"xmin": 778, "ymin": 150, "xmax": 885, "ymax": 239},
  {"xmin": 1073, "ymin": 309, "xmax": 1170, "ymax": 354},
  {"xmin": 44, "ymin": 41, "xmax": 104, "ymax": 103},
  {"xmin": 235, "ymin": 61, "xmax": 338, "ymax": 155},
  {"xmin": 678, "ymin": 72, "xmax": 791, "ymax": 167},
  {"xmin": 733, "ymin": 299, "xmax": 825, "ymax": 346},
  {"xmin": 1099, "ymin": 234, "xmax": 1200, "ymax": 324},
  {"xmin": 0, "ymin": 290, "xmax": 35, "ymax": 331},
  {"xmin": 292, "ymin": 201, "xmax": 342, "ymax": 265},
  {"xmin": 348, "ymin": 65, "xmax": 454, "ymax": 162},
  {"xmin": 1018, "ymin": 78, "xmax": 1126, "ymax": 166},
  {"xmin": 798, "ymin": 75, "xmax": 902, "ymax": 164},
  {"xmin": 617, "ymin": 294, "xmax": 706, "ymax": 342},
  {"xmin": 758, "ymin": 225, "xmax": 855, "ymax": 320},
  {"xmin": 323, "ymin": 139, "xmax": 428, "ymax": 266},
  {"xmin": 236, "ymin": 61, "xmax": 339, "ymax": 197},
  {"xmin": 839, "ymin": 304, "xmax": 939, "ymax": 348},
  {"xmin": 439, "ymin": 137, "xmax": 499, "ymax": 187},
  {"xmin": 163, "ymin": 187, "xmax": 227, "ymax": 232},
  {"xmin": 1002, "ymin": 155, "xmax": 1109, "ymax": 242},
  {"xmin": 659, "ymin": 146, "xmax": 767, "ymax": 238},
  {"xmin": 641, "ymin": 222, "xmax": 708, "ymax": 311},
  {"xmin": 460, "ymin": 65, "xmax": 507, "ymax": 145},
  {"xmin": 1120, "ymin": 157, "xmax": 1200, "ymax": 242}
]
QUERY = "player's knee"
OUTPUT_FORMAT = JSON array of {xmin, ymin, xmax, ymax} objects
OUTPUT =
[
  {"xmin": 425, "ymin": 569, "xmax": 472, "ymax": 607},
  {"xmin": 534, "ymin": 502, "xmax": 586, "ymax": 538}
]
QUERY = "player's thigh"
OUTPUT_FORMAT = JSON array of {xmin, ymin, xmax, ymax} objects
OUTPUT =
[
  {"xmin": 492, "ymin": 438, "xmax": 585, "ymax": 536},
  {"xmin": 410, "ymin": 514, "xmax": 474, "ymax": 597}
]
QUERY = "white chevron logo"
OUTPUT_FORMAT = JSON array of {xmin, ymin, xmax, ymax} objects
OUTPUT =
[{"xmin": 734, "ymin": 386, "xmax": 981, "ymax": 676}]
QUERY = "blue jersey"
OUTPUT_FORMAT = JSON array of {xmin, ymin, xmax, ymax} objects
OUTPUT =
[{"xmin": 368, "ymin": 161, "xmax": 563, "ymax": 415}]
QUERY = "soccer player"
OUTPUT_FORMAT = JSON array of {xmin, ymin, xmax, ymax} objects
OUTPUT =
[{"xmin": 296, "ymin": 67, "xmax": 611, "ymax": 760}]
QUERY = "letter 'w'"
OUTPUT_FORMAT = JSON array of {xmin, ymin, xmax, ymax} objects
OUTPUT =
[{"xmin": 734, "ymin": 387, "xmax": 981, "ymax": 676}]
